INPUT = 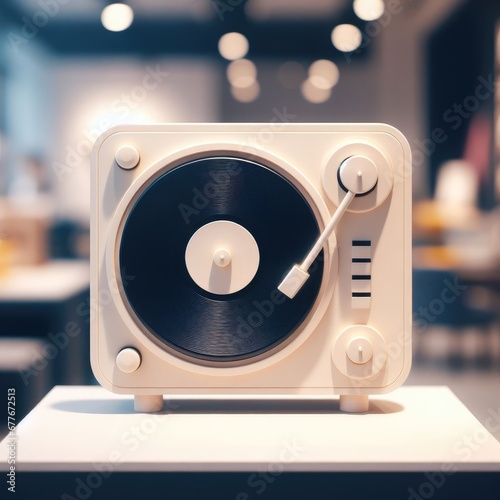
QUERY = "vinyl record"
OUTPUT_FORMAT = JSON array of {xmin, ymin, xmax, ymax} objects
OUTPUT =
[{"xmin": 119, "ymin": 156, "xmax": 324, "ymax": 363}]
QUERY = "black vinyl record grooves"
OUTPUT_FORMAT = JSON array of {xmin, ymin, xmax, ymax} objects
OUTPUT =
[{"xmin": 119, "ymin": 156, "xmax": 324, "ymax": 362}]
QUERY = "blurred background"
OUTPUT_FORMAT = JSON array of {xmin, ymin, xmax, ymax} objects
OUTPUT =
[{"xmin": 1, "ymin": 0, "xmax": 500, "ymax": 439}]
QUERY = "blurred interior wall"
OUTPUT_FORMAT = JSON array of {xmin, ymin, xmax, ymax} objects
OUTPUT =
[
  {"xmin": 45, "ymin": 58, "xmax": 220, "ymax": 222},
  {"xmin": 1, "ymin": 37, "xmax": 52, "ymax": 193}
]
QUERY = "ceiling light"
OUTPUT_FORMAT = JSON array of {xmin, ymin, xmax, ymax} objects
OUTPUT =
[
  {"xmin": 227, "ymin": 59, "xmax": 257, "ymax": 88},
  {"xmin": 218, "ymin": 32, "xmax": 249, "ymax": 61},
  {"xmin": 301, "ymin": 78, "xmax": 331, "ymax": 103},
  {"xmin": 353, "ymin": 0, "xmax": 385, "ymax": 22},
  {"xmin": 331, "ymin": 24, "xmax": 362, "ymax": 52},
  {"xmin": 308, "ymin": 60, "xmax": 339, "ymax": 90},
  {"xmin": 231, "ymin": 81, "xmax": 260, "ymax": 103},
  {"xmin": 101, "ymin": 3, "xmax": 134, "ymax": 32}
]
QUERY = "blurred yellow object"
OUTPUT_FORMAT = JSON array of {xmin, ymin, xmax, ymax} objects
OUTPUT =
[
  {"xmin": 0, "ymin": 198, "xmax": 51, "ymax": 266},
  {"xmin": 413, "ymin": 245, "xmax": 463, "ymax": 269},
  {"xmin": 413, "ymin": 200, "xmax": 480, "ymax": 239},
  {"xmin": 0, "ymin": 235, "xmax": 13, "ymax": 277}
]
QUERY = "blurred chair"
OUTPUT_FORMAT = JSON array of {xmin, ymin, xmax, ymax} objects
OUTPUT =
[
  {"xmin": 413, "ymin": 268, "xmax": 496, "ymax": 370},
  {"xmin": 0, "ymin": 260, "xmax": 91, "ymax": 385},
  {"xmin": 0, "ymin": 338, "xmax": 52, "ymax": 436}
]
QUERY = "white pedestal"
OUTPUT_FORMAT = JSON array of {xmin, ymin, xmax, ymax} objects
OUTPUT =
[{"xmin": 1, "ymin": 385, "xmax": 500, "ymax": 473}]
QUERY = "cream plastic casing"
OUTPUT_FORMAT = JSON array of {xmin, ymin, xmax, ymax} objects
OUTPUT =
[{"xmin": 90, "ymin": 123, "xmax": 412, "ymax": 406}]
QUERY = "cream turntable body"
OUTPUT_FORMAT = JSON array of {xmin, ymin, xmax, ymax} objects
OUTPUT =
[{"xmin": 90, "ymin": 123, "xmax": 412, "ymax": 413}]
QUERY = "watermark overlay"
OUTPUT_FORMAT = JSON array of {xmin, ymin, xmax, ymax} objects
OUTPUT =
[
  {"xmin": 18, "ymin": 269, "xmax": 135, "ymax": 386},
  {"xmin": 6, "ymin": 0, "xmax": 71, "ymax": 54},
  {"xmin": 388, "ymin": 71, "xmax": 497, "ymax": 186},
  {"xmin": 177, "ymin": 106, "xmax": 297, "ymax": 225},
  {"xmin": 345, "ymin": 327, "xmax": 411, "ymax": 387},
  {"xmin": 442, "ymin": 74, "xmax": 495, "ymax": 130},
  {"xmin": 345, "ymin": 0, "xmax": 414, "ymax": 63},
  {"xmin": 178, "ymin": 160, "xmax": 242, "ymax": 224},
  {"xmin": 407, "ymin": 403, "xmax": 500, "ymax": 499},
  {"xmin": 231, "ymin": 254, "xmax": 323, "ymax": 349},
  {"xmin": 212, "ymin": 0, "xmax": 245, "ymax": 22},
  {"xmin": 413, "ymin": 277, "xmax": 468, "ymax": 334},
  {"xmin": 412, "ymin": 73, "xmax": 495, "ymax": 173},
  {"xmin": 52, "ymin": 65, "xmax": 169, "ymax": 183},
  {"xmin": 18, "ymin": 320, "xmax": 82, "ymax": 386},
  {"xmin": 235, "ymin": 439, "xmax": 306, "ymax": 499},
  {"xmin": 235, "ymin": 289, "xmax": 288, "ymax": 342},
  {"xmin": 238, "ymin": 107, "xmax": 297, "ymax": 154},
  {"xmin": 61, "ymin": 402, "xmax": 179, "ymax": 500},
  {"xmin": 75, "ymin": 269, "xmax": 135, "ymax": 326},
  {"xmin": 6, "ymin": 388, "xmax": 16, "ymax": 494}
]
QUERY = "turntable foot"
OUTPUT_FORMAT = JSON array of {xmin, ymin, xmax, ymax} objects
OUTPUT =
[
  {"xmin": 339, "ymin": 394, "xmax": 369, "ymax": 413},
  {"xmin": 134, "ymin": 394, "xmax": 164, "ymax": 413}
]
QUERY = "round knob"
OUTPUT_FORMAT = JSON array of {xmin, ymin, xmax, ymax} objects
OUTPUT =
[
  {"xmin": 332, "ymin": 325, "xmax": 387, "ymax": 379},
  {"xmin": 338, "ymin": 155, "xmax": 378, "ymax": 195},
  {"xmin": 116, "ymin": 347, "xmax": 141, "ymax": 373},
  {"xmin": 213, "ymin": 249, "xmax": 231, "ymax": 267},
  {"xmin": 347, "ymin": 337, "xmax": 373, "ymax": 364},
  {"xmin": 115, "ymin": 145, "xmax": 140, "ymax": 170}
]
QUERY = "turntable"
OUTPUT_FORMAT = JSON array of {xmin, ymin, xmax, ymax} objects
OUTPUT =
[{"xmin": 90, "ymin": 123, "xmax": 412, "ymax": 413}]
